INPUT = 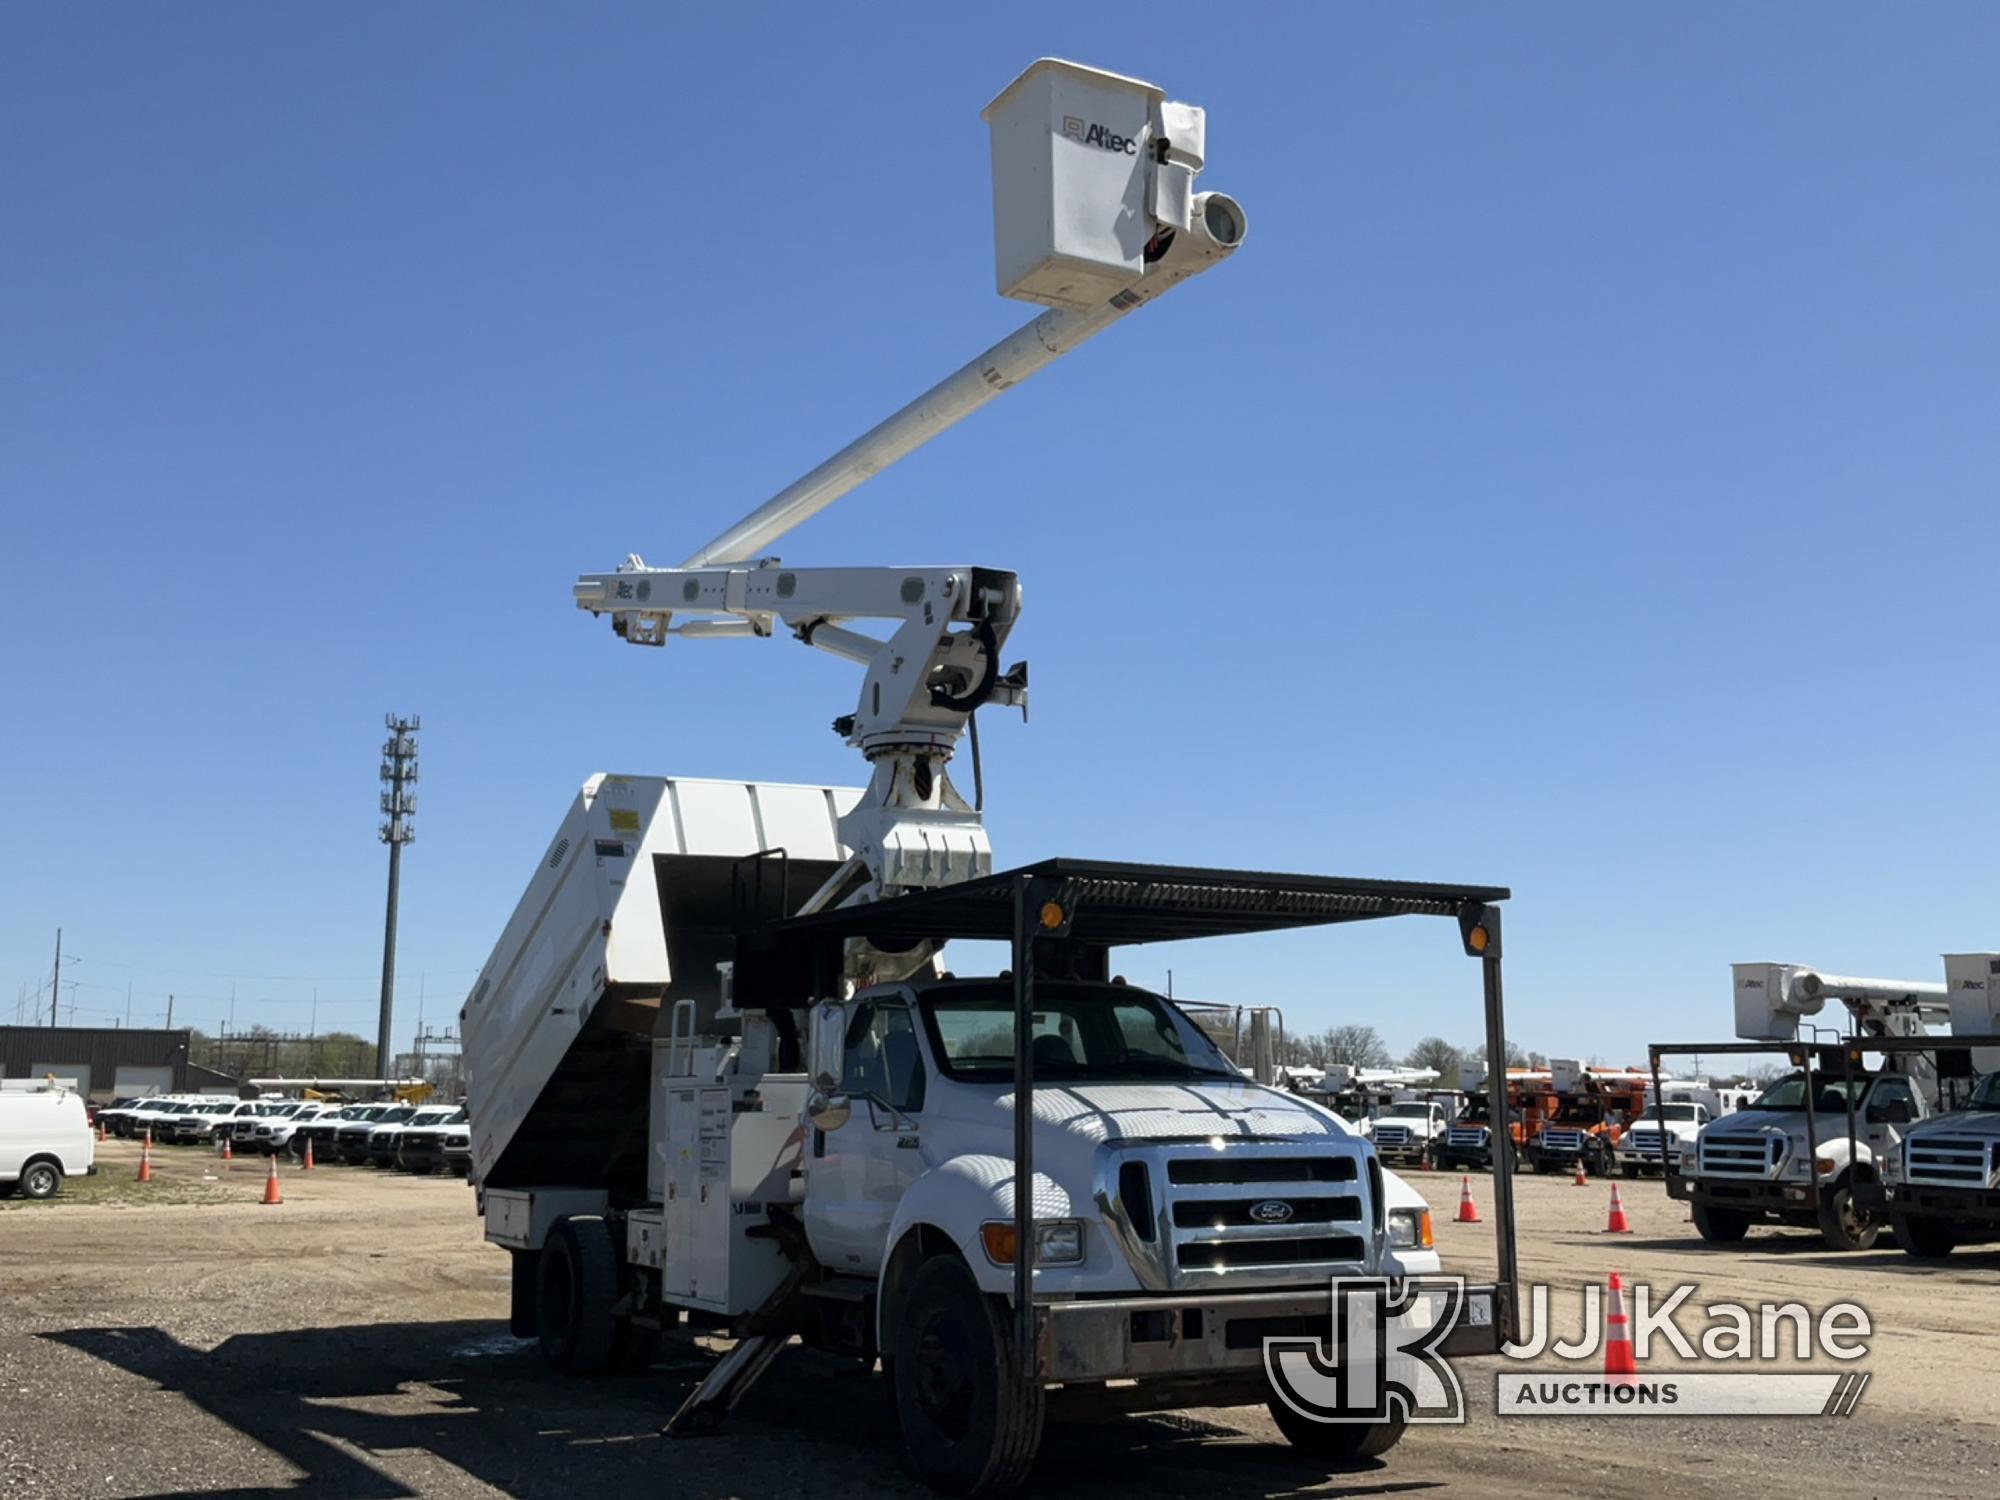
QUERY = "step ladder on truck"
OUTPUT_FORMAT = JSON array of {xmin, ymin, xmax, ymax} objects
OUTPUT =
[{"xmin": 462, "ymin": 58, "xmax": 1519, "ymax": 1495}]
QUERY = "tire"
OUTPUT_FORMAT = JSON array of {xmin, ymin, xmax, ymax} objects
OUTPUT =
[
  {"xmin": 1893, "ymin": 1210, "xmax": 1955, "ymax": 1260},
  {"xmin": 18, "ymin": 1160, "xmax": 62, "ymax": 1200},
  {"xmin": 891, "ymin": 1255, "xmax": 1045, "ymax": 1496},
  {"xmin": 537, "ymin": 1215, "xmax": 621, "ymax": 1375},
  {"xmin": 1620, "ymin": 1162, "xmax": 1639, "ymax": 1179},
  {"xmin": 1816, "ymin": 1181, "xmax": 1880, "ymax": 1252},
  {"xmin": 1691, "ymin": 1204, "xmax": 1749, "ymax": 1244},
  {"xmin": 1267, "ymin": 1399, "xmax": 1407, "ymax": 1462}
]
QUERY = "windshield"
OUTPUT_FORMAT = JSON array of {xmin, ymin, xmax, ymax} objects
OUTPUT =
[
  {"xmin": 1380, "ymin": 1105, "xmax": 1430, "ymax": 1119},
  {"xmin": 1554, "ymin": 1099, "xmax": 1603, "ymax": 1123},
  {"xmin": 1966, "ymin": 1074, "xmax": 2000, "ymax": 1111},
  {"xmin": 1748, "ymin": 1074, "xmax": 1869, "ymax": 1115},
  {"xmin": 920, "ymin": 981, "xmax": 1240, "ymax": 1084}
]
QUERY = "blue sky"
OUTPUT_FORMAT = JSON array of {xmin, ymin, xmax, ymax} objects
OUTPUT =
[{"xmin": 4, "ymin": 7, "xmax": 1995, "ymax": 1062}]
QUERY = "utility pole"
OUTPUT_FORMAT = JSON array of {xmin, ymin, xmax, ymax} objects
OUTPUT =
[
  {"xmin": 377, "ymin": 714, "xmax": 421, "ymax": 1078},
  {"xmin": 49, "ymin": 928, "xmax": 61, "ymax": 1027}
]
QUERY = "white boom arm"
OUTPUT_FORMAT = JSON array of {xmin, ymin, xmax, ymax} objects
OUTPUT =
[
  {"xmin": 575, "ymin": 60, "xmax": 1246, "ymax": 966},
  {"xmin": 677, "ymin": 196, "xmax": 1243, "ymax": 571},
  {"xmin": 1733, "ymin": 962, "xmax": 1948, "ymax": 1042}
]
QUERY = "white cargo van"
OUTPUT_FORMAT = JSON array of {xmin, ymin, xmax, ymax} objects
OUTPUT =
[{"xmin": 0, "ymin": 1082, "xmax": 96, "ymax": 1199}]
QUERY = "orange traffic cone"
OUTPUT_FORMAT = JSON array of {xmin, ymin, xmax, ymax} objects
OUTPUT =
[
  {"xmin": 1572, "ymin": 1158, "xmax": 1588, "ymax": 1187},
  {"xmin": 137, "ymin": 1133, "xmax": 153, "ymax": 1184},
  {"xmin": 1454, "ymin": 1175, "xmax": 1481, "ymax": 1223},
  {"xmin": 97, "ymin": 1120, "xmax": 107, "ymax": 1143},
  {"xmin": 1604, "ymin": 1182, "xmax": 1633, "ymax": 1234},
  {"xmin": 301, "ymin": 1139, "xmax": 315, "ymax": 1171},
  {"xmin": 261, "ymin": 1154, "xmax": 283, "ymax": 1206},
  {"xmin": 1604, "ymin": 1271, "xmax": 1638, "ymax": 1382},
  {"xmin": 221, "ymin": 1135, "xmax": 233, "ymax": 1165}
]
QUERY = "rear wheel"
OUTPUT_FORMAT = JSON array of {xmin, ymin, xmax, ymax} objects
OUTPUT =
[
  {"xmin": 1267, "ymin": 1399, "xmax": 1407, "ymax": 1462},
  {"xmin": 1817, "ymin": 1181, "xmax": 1880, "ymax": 1252},
  {"xmin": 537, "ymin": 1216, "xmax": 620, "ymax": 1375},
  {"xmin": 891, "ymin": 1255, "xmax": 1044, "ymax": 1495},
  {"xmin": 18, "ymin": 1160, "xmax": 62, "ymax": 1200},
  {"xmin": 1691, "ymin": 1203, "xmax": 1749, "ymax": 1244},
  {"xmin": 1893, "ymin": 1210, "xmax": 1955, "ymax": 1260}
]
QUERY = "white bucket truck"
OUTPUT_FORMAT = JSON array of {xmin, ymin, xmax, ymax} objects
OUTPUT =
[
  {"xmin": 463, "ymin": 59, "xmax": 1518, "ymax": 1495},
  {"xmin": 1868, "ymin": 953, "xmax": 2000, "ymax": 1259},
  {"xmin": 1659, "ymin": 962, "xmax": 1944, "ymax": 1250}
]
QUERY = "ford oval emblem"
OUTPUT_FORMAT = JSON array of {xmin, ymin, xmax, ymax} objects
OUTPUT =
[{"xmin": 1249, "ymin": 1199, "xmax": 1294, "ymax": 1224}]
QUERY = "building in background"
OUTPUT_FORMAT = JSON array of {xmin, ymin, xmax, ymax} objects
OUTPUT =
[{"xmin": 0, "ymin": 1026, "xmax": 237, "ymax": 1099}]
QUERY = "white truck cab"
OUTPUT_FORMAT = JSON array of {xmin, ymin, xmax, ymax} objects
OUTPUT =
[
  {"xmin": 1616, "ymin": 1101, "xmax": 1713, "ymax": 1177},
  {"xmin": 799, "ymin": 977, "xmax": 1435, "ymax": 1294},
  {"xmin": 1364, "ymin": 1099, "xmax": 1450, "ymax": 1168}
]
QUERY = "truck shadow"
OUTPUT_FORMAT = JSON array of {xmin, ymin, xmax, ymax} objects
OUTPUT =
[{"xmin": 42, "ymin": 1322, "xmax": 1436, "ymax": 1500}]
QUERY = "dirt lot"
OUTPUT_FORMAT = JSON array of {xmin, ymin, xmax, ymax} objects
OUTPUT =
[{"xmin": 3, "ymin": 1140, "xmax": 1997, "ymax": 1498}]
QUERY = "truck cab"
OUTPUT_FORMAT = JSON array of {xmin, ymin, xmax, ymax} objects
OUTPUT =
[
  {"xmin": 1615, "ymin": 1101, "xmax": 1713, "ymax": 1176},
  {"xmin": 1363, "ymin": 1099, "xmax": 1449, "ymax": 1169},
  {"xmin": 800, "ymin": 977, "xmax": 1436, "ymax": 1294},
  {"xmin": 1879, "ymin": 1070, "xmax": 2000, "ymax": 1258},
  {"xmin": 1672, "ymin": 1067, "xmax": 1926, "ymax": 1250},
  {"xmin": 1437, "ymin": 1093, "xmax": 1525, "ymax": 1172}
]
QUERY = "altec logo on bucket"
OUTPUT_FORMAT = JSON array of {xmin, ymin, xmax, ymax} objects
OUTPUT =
[
  {"xmin": 1266, "ymin": 1277, "xmax": 1874, "ymax": 1425},
  {"xmin": 1061, "ymin": 115, "xmax": 1139, "ymax": 154}
]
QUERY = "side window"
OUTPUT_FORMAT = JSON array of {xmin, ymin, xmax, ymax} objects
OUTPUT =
[
  {"xmin": 1871, "ymin": 1077, "xmax": 1915, "ymax": 1116},
  {"xmin": 842, "ymin": 1003, "xmax": 926, "ymax": 1113}
]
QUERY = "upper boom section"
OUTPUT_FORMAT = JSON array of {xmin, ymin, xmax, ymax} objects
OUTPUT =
[{"xmin": 676, "ymin": 59, "xmax": 1245, "ymax": 569}]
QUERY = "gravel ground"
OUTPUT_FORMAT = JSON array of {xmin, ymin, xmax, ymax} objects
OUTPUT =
[{"xmin": 2, "ymin": 1139, "xmax": 1997, "ymax": 1498}]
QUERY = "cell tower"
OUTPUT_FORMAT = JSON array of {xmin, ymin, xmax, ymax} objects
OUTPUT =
[{"xmin": 377, "ymin": 714, "xmax": 420, "ymax": 1075}]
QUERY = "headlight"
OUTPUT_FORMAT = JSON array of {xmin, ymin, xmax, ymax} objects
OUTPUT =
[
  {"xmin": 1387, "ymin": 1208, "xmax": 1433, "ymax": 1251},
  {"xmin": 1880, "ymin": 1150, "xmax": 1902, "ymax": 1183},
  {"xmin": 980, "ymin": 1219, "xmax": 1086, "ymax": 1266}
]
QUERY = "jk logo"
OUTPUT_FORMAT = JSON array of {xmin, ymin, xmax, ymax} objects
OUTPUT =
[{"xmin": 1265, "ymin": 1277, "xmax": 1469, "ymax": 1425}]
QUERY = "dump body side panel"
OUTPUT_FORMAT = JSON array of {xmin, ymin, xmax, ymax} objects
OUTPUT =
[{"xmin": 463, "ymin": 774, "xmax": 858, "ymax": 1190}]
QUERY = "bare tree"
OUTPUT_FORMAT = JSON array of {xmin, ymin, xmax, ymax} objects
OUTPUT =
[
  {"xmin": 1319, "ymin": 1024, "xmax": 1391, "ymax": 1068},
  {"xmin": 1468, "ymin": 1039, "xmax": 1529, "ymax": 1070},
  {"xmin": 1404, "ymin": 1036, "xmax": 1461, "ymax": 1077}
]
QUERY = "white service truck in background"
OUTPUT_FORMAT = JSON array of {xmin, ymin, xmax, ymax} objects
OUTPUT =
[
  {"xmin": 461, "ymin": 58, "xmax": 1517, "ymax": 1496},
  {"xmin": 1873, "ymin": 952, "xmax": 2000, "ymax": 1259},
  {"xmin": 1667, "ymin": 962, "xmax": 1943, "ymax": 1250}
]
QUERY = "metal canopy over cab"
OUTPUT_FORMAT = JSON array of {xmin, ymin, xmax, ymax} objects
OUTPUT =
[{"xmin": 735, "ymin": 857, "xmax": 1521, "ymax": 1367}]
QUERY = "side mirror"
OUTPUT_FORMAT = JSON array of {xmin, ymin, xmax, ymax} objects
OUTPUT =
[
  {"xmin": 807, "ymin": 1090, "xmax": 852, "ymax": 1132},
  {"xmin": 810, "ymin": 1001, "xmax": 848, "ymax": 1094}
]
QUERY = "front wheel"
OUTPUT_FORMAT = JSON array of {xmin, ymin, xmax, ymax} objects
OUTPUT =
[
  {"xmin": 891, "ymin": 1255, "xmax": 1044, "ymax": 1496},
  {"xmin": 1893, "ymin": 1210, "xmax": 1955, "ymax": 1260},
  {"xmin": 1817, "ymin": 1182, "xmax": 1881, "ymax": 1252},
  {"xmin": 1691, "ymin": 1203, "xmax": 1749, "ymax": 1244},
  {"xmin": 1267, "ymin": 1399, "xmax": 1407, "ymax": 1462}
]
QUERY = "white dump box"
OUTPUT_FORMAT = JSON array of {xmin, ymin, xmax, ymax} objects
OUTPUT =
[{"xmin": 461, "ymin": 774, "xmax": 860, "ymax": 1194}]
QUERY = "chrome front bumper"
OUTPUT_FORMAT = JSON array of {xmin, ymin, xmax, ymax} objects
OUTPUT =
[{"xmin": 1037, "ymin": 1282, "xmax": 1505, "ymax": 1385}]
